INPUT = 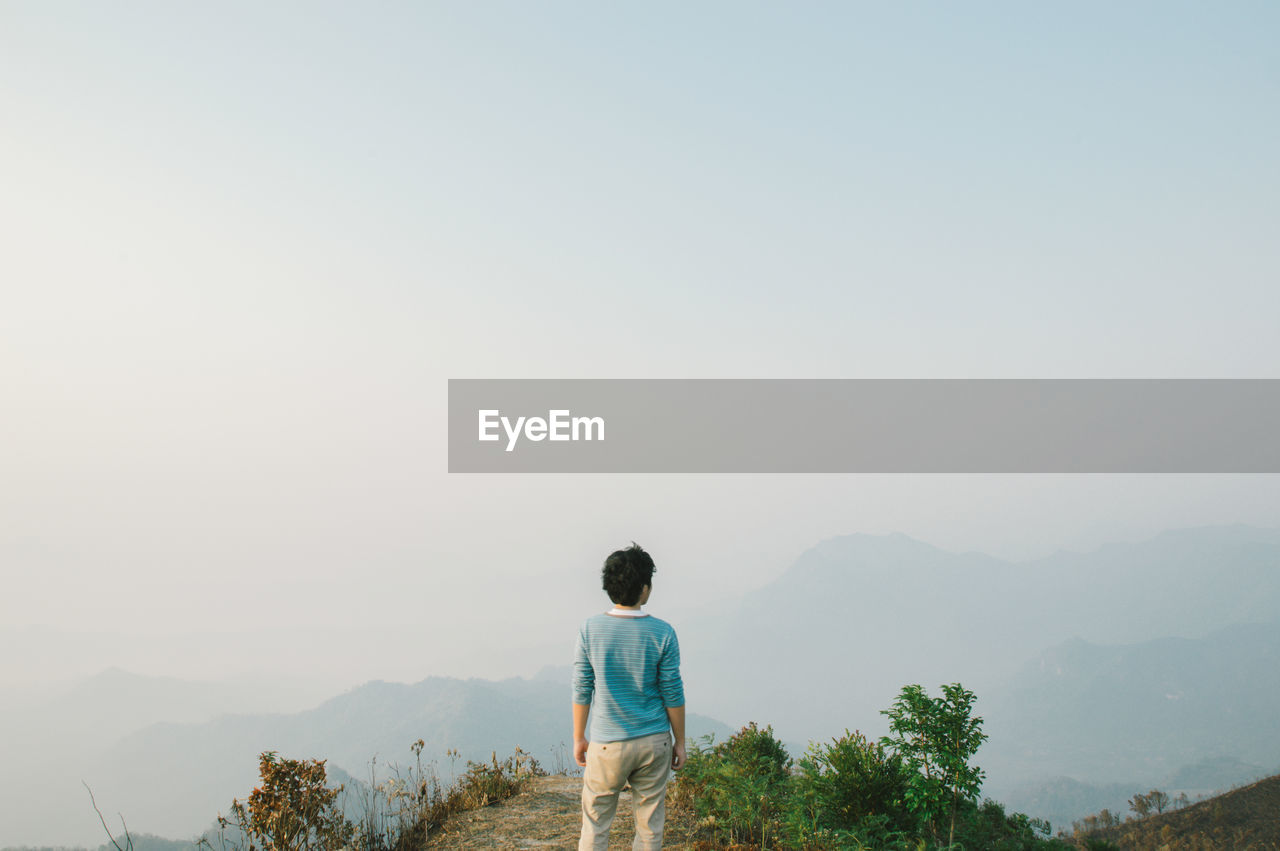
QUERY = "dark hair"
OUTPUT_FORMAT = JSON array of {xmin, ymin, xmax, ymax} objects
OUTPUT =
[{"xmin": 602, "ymin": 542, "xmax": 656, "ymax": 606}]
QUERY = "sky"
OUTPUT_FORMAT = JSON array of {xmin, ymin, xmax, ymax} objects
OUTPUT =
[{"xmin": 2, "ymin": 2, "xmax": 1279, "ymax": 690}]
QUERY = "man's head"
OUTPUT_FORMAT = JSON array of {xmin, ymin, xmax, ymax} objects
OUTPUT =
[{"xmin": 601, "ymin": 542, "xmax": 656, "ymax": 606}]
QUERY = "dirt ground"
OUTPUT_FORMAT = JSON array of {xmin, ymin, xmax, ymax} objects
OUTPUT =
[{"xmin": 425, "ymin": 774, "xmax": 699, "ymax": 849}]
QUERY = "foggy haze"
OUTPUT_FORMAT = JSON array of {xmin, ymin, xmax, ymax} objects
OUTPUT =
[{"xmin": 3, "ymin": 2, "xmax": 1279, "ymax": 846}]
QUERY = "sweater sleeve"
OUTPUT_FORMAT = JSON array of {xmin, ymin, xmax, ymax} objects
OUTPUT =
[
  {"xmin": 657, "ymin": 628, "xmax": 685, "ymax": 708},
  {"xmin": 571, "ymin": 624, "xmax": 595, "ymax": 705}
]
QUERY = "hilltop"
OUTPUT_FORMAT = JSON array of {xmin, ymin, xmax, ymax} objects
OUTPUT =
[
  {"xmin": 425, "ymin": 772, "xmax": 1280, "ymax": 851},
  {"xmin": 1084, "ymin": 773, "xmax": 1280, "ymax": 850}
]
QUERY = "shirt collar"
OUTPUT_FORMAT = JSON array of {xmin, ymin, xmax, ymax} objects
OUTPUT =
[{"xmin": 607, "ymin": 607, "xmax": 650, "ymax": 617}]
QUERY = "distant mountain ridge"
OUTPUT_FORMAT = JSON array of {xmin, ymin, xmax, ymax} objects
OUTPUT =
[
  {"xmin": 681, "ymin": 524, "xmax": 1280, "ymax": 741},
  {"xmin": 986, "ymin": 621, "xmax": 1280, "ymax": 829},
  {"xmin": 988, "ymin": 620, "xmax": 1280, "ymax": 781},
  {"xmin": 0, "ymin": 667, "xmax": 336, "ymax": 849}
]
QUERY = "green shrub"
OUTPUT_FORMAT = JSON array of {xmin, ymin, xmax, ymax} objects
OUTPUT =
[
  {"xmin": 950, "ymin": 797, "xmax": 1067, "ymax": 850},
  {"xmin": 669, "ymin": 685, "xmax": 1069, "ymax": 850},
  {"xmin": 1081, "ymin": 839, "xmax": 1123, "ymax": 851},
  {"xmin": 671, "ymin": 722, "xmax": 793, "ymax": 848},
  {"xmin": 789, "ymin": 729, "xmax": 915, "ymax": 844}
]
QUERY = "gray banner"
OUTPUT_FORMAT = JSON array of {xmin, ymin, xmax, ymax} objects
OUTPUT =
[{"xmin": 447, "ymin": 379, "xmax": 1280, "ymax": 473}]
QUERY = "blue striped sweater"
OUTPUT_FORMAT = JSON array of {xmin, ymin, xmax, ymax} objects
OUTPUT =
[{"xmin": 572, "ymin": 612, "xmax": 685, "ymax": 742}]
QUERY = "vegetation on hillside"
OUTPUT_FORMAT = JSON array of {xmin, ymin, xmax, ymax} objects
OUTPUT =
[
  {"xmin": 1068, "ymin": 773, "xmax": 1280, "ymax": 850},
  {"xmin": 76, "ymin": 677, "xmax": 1280, "ymax": 850},
  {"xmin": 191, "ymin": 741, "xmax": 544, "ymax": 850},
  {"xmin": 668, "ymin": 683, "xmax": 1068, "ymax": 850}
]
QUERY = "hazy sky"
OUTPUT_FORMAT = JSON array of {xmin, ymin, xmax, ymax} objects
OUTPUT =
[{"xmin": 3, "ymin": 3, "xmax": 1279, "ymax": 688}]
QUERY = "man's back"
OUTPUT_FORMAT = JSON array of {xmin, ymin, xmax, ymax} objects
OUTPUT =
[{"xmin": 572, "ymin": 612, "xmax": 684, "ymax": 743}]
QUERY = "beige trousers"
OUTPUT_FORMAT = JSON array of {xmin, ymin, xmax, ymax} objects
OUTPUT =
[{"xmin": 579, "ymin": 731, "xmax": 672, "ymax": 851}]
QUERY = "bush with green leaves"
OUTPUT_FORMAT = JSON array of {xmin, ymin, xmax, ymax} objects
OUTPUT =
[
  {"xmin": 672, "ymin": 683, "xmax": 1072, "ymax": 850},
  {"xmin": 670, "ymin": 722, "xmax": 793, "ymax": 848},
  {"xmin": 788, "ymin": 729, "xmax": 915, "ymax": 845},
  {"xmin": 948, "ymin": 797, "xmax": 1061, "ymax": 850}
]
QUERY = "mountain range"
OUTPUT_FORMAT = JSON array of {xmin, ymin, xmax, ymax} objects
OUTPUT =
[
  {"xmin": 680, "ymin": 524, "xmax": 1280, "ymax": 741},
  {"xmin": 4, "ymin": 523, "xmax": 1279, "ymax": 846}
]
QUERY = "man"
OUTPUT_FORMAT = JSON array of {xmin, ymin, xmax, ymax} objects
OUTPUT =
[{"xmin": 572, "ymin": 542, "xmax": 686, "ymax": 851}]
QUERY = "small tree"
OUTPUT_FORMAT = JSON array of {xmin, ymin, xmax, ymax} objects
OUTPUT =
[
  {"xmin": 1129, "ymin": 791, "xmax": 1151, "ymax": 819},
  {"xmin": 881, "ymin": 682, "xmax": 988, "ymax": 847},
  {"xmin": 218, "ymin": 751, "xmax": 354, "ymax": 850},
  {"xmin": 1129, "ymin": 788, "xmax": 1170, "ymax": 819}
]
